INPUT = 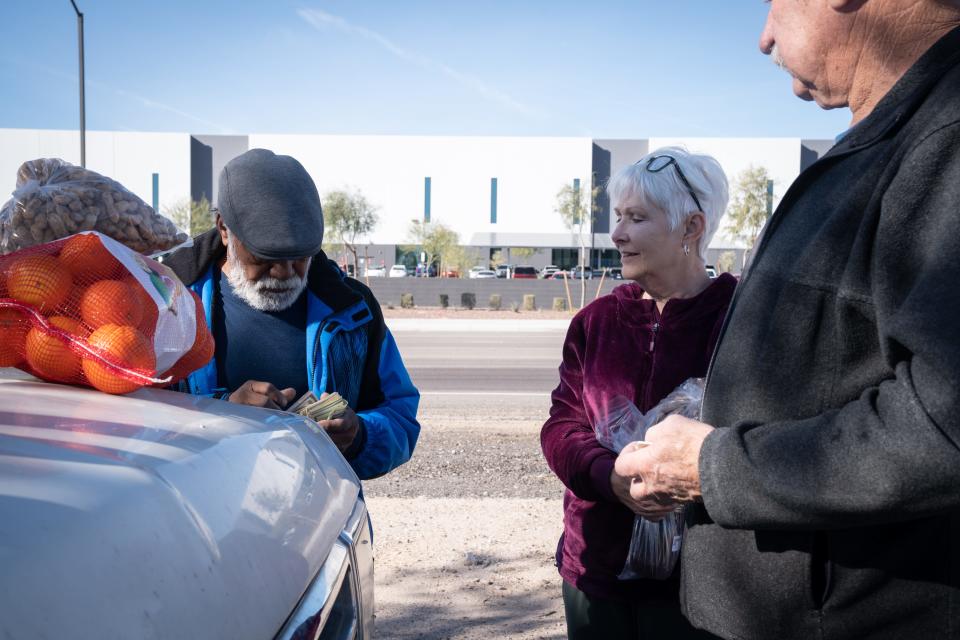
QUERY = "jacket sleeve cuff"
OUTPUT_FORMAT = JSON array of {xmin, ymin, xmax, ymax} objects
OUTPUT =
[
  {"xmin": 588, "ymin": 453, "xmax": 618, "ymax": 503},
  {"xmin": 699, "ymin": 427, "xmax": 737, "ymax": 525},
  {"xmin": 343, "ymin": 416, "xmax": 368, "ymax": 461}
]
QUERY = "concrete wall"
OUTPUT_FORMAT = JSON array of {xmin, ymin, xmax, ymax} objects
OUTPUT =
[
  {"xmin": 248, "ymin": 134, "xmax": 594, "ymax": 249},
  {"xmin": 193, "ymin": 134, "xmax": 250, "ymax": 204},
  {"xmin": 0, "ymin": 129, "xmax": 812, "ymax": 269},
  {"xmin": 365, "ymin": 277, "xmax": 623, "ymax": 310},
  {"xmin": 0, "ymin": 129, "xmax": 192, "ymax": 215}
]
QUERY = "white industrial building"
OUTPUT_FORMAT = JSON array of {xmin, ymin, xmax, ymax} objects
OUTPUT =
[{"xmin": 0, "ymin": 128, "xmax": 832, "ymax": 271}]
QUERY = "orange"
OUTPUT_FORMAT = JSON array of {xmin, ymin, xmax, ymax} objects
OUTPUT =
[
  {"xmin": 58, "ymin": 233, "xmax": 123, "ymax": 283},
  {"xmin": 24, "ymin": 316, "xmax": 88, "ymax": 382},
  {"xmin": 7, "ymin": 254, "xmax": 72, "ymax": 313},
  {"xmin": 0, "ymin": 307, "xmax": 29, "ymax": 366},
  {"xmin": 82, "ymin": 324, "xmax": 156, "ymax": 394},
  {"xmin": 124, "ymin": 277, "xmax": 159, "ymax": 338},
  {"xmin": 57, "ymin": 283, "xmax": 85, "ymax": 317},
  {"xmin": 80, "ymin": 280, "xmax": 143, "ymax": 330}
]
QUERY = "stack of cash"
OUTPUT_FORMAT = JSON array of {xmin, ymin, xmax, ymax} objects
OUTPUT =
[{"xmin": 287, "ymin": 391, "xmax": 349, "ymax": 421}]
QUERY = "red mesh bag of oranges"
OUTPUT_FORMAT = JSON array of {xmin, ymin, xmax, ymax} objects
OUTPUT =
[{"xmin": 0, "ymin": 231, "xmax": 213, "ymax": 394}]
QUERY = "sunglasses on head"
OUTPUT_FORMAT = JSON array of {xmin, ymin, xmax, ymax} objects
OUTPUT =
[{"xmin": 640, "ymin": 154, "xmax": 704, "ymax": 212}]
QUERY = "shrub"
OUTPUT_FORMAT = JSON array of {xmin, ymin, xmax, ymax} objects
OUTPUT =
[
  {"xmin": 489, "ymin": 294, "xmax": 502, "ymax": 310},
  {"xmin": 523, "ymin": 294, "xmax": 536, "ymax": 311},
  {"xmin": 553, "ymin": 297, "xmax": 567, "ymax": 311},
  {"xmin": 439, "ymin": 294, "xmax": 449, "ymax": 308},
  {"xmin": 461, "ymin": 292, "xmax": 476, "ymax": 310}
]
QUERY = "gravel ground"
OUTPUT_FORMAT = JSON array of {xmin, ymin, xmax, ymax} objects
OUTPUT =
[{"xmin": 365, "ymin": 395, "xmax": 568, "ymax": 639}]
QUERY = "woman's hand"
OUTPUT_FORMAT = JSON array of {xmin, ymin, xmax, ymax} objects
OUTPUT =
[{"xmin": 610, "ymin": 467, "xmax": 676, "ymax": 521}]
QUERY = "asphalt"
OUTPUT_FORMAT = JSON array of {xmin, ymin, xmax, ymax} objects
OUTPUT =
[
  {"xmin": 367, "ymin": 320, "xmax": 570, "ymax": 500},
  {"xmin": 388, "ymin": 321, "xmax": 567, "ymax": 395}
]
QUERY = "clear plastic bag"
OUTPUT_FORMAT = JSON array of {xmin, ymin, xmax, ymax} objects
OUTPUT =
[
  {"xmin": 594, "ymin": 378, "xmax": 705, "ymax": 580},
  {"xmin": 0, "ymin": 158, "xmax": 190, "ymax": 255}
]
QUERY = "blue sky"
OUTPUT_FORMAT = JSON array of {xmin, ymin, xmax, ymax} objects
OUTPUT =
[{"xmin": 0, "ymin": 1, "xmax": 851, "ymax": 138}]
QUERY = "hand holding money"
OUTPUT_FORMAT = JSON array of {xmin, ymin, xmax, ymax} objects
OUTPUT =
[
  {"xmin": 288, "ymin": 391, "xmax": 359, "ymax": 454},
  {"xmin": 288, "ymin": 391, "xmax": 349, "ymax": 421}
]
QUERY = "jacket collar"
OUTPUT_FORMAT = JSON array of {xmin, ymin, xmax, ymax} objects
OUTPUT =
[
  {"xmin": 831, "ymin": 25, "xmax": 960, "ymax": 155},
  {"xmin": 613, "ymin": 272, "xmax": 737, "ymax": 329},
  {"xmin": 163, "ymin": 228, "xmax": 362, "ymax": 314}
]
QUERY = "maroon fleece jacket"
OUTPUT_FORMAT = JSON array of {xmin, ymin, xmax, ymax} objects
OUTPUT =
[{"xmin": 541, "ymin": 273, "xmax": 736, "ymax": 601}]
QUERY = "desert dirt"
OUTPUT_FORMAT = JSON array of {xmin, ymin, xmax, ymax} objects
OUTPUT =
[{"xmin": 364, "ymin": 395, "xmax": 568, "ymax": 640}]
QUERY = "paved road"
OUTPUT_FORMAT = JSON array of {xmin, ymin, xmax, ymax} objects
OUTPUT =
[{"xmin": 389, "ymin": 326, "xmax": 566, "ymax": 395}]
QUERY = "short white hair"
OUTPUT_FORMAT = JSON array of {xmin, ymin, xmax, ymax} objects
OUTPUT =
[{"xmin": 607, "ymin": 146, "xmax": 729, "ymax": 259}]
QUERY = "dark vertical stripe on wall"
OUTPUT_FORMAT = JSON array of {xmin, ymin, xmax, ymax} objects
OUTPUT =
[
  {"xmin": 152, "ymin": 173, "xmax": 159, "ymax": 212},
  {"xmin": 592, "ymin": 143, "xmax": 611, "ymax": 234},
  {"xmin": 424, "ymin": 177, "xmax": 432, "ymax": 222},
  {"xmin": 573, "ymin": 178, "xmax": 581, "ymax": 224},
  {"xmin": 490, "ymin": 177, "xmax": 498, "ymax": 223}
]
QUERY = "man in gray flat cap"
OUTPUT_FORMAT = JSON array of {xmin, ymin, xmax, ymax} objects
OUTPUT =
[{"xmin": 165, "ymin": 148, "xmax": 420, "ymax": 480}]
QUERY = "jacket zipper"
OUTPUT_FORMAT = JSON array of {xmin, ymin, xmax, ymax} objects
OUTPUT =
[
  {"xmin": 309, "ymin": 320, "xmax": 324, "ymax": 391},
  {"xmin": 643, "ymin": 309, "xmax": 662, "ymax": 409}
]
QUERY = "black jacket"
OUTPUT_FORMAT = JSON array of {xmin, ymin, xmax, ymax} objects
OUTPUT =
[{"xmin": 687, "ymin": 27, "xmax": 960, "ymax": 640}]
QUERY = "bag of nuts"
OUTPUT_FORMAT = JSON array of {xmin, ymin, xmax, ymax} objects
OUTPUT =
[{"xmin": 0, "ymin": 158, "xmax": 189, "ymax": 256}]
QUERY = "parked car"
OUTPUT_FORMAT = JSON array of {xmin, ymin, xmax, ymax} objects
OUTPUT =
[
  {"xmin": 705, "ymin": 264, "xmax": 718, "ymax": 278},
  {"xmin": 544, "ymin": 270, "xmax": 570, "ymax": 280},
  {"xmin": 468, "ymin": 265, "xmax": 487, "ymax": 279},
  {"xmin": 441, "ymin": 268, "xmax": 460, "ymax": 278},
  {"xmin": 474, "ymin": 269, "xmax": 497, "ymax": 279},
  {"xmin": 495, "ymin": 264, "xmax": 513, "ymax": 279},
  {"xmin": 0, "ymin": 370, "xmax": 373, "ymax": 639},
  {"xmin": 540, "ymin": 265, "xmax": 560, "ymax": 279},
  {"xmin": 570, "ymin": 266, "xmax": 593, "ymax": 280},
  {"xmin": 365, "ymin": 265, "xmax": 386, "ymax": 277},
  {"xmin": 512, "ymin": 266, "xmax": 538, "ymax": 279},
  {"xmin": 389, "ymin": 264, "xmax": 409, "ymax": 278},
  {"xmin": 608, "ymin": 267, "xmax": 623, "ymax": 280}
]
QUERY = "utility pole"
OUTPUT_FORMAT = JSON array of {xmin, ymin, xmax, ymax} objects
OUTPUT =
[{"xmin": 70, "ymin": 0, "xmax": 86, "ymax": 167}]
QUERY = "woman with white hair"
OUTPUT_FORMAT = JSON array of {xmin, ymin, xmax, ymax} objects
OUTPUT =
[{"xmin": 541, "ymin": 147, "xmax": 736, "ymax": 639}]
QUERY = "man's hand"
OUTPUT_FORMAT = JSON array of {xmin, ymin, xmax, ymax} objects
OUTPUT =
[
  {"xmin": 229, "ymin": 380, "xmax": 296, "ymax": 410},
  {"xmin": 610, "ymin": 467, "xmax": 677, "ymax": 520},
  {"xmin": 614, "ymin": 415, "xmax": 715, "ymax": 505},
  {"xmin": 316, "ymin": 394, "xmax": 361, "ymax": 453}
]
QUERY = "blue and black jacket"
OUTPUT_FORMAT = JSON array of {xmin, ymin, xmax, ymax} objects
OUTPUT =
[{"xmin": 163, "ymin": 229, "xmax": 419, "ymax": 480}]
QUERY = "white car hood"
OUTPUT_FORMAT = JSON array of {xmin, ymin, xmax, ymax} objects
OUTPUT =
[{"xmin": 0, "ymin": 375, "xmax": 360, "ymax": 640}]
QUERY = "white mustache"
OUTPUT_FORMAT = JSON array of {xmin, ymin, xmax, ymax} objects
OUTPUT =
[
  {"xmin": 771, "ymin": 44, "xmax": 788, "ymax": 71},
  {"xmin": 252, "ymin": 276, "xmax": 301, "ymax": 293}
]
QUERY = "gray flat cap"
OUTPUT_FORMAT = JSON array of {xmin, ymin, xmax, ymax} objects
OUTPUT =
[{"xmin": 217, "ymin": 148, "xmax": 324, "ymax": 260}]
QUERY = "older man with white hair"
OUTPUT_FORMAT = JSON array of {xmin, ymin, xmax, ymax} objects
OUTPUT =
[
  {"xmin": 165, "ymin": 148, "xmax": 419, "ymax": 481},
  {"xmin": 615, "ymin": 1, "xmax": 960, "ymax": 639}
]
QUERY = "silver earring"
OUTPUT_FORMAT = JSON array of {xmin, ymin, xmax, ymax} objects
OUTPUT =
[{"xmin": 683, "ymin": 244, "xmax": 690, "ymax": 256}]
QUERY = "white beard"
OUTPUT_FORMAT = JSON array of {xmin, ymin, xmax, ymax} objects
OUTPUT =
[{"xmin": 225, "ymin": 237, "xmax": 310, "ymax": 312}]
